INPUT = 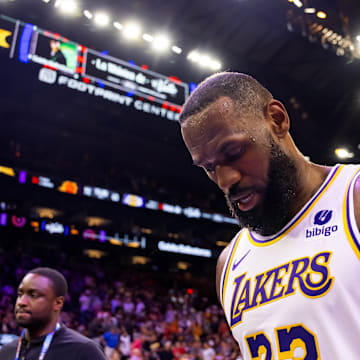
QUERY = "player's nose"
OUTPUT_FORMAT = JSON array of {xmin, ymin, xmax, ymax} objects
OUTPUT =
[{"xmin": 216, "ymin": 165, "xmax": 242, "ymax": 194}]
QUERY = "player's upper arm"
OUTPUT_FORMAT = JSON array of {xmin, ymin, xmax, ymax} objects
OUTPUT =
[
  {"xmin": 215, "ymin": 243, "xmax": 232, "ymax": 304},
  {"xmin": 76, "ymin": 341, "xmax": 106, "ymax": 360},
  {"xmin": 353, "ymin": 175, "xmax": 360, "ymax": 232}
]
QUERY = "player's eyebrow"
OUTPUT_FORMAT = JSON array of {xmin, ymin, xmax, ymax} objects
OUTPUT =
[
  {"xmin": 217, "ymin": 140, "xmax": 237, "ymax": 152},
  {"xmin": 192, "ymin": 158, "xmax": 212, "ymax": 167}
]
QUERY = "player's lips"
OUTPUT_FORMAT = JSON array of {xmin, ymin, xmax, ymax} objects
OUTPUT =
[
  {"xmin": 16, "ymin": 309, "xmax": 31, "ymax": 315},
  {"xmin": 230, "ymin": 189, "xmax": 258, "ymax": 211}
]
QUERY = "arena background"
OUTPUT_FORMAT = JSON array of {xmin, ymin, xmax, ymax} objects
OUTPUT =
[{"xmin": 0, "ymin": 0, "xmax": 360, "ymax": 359}]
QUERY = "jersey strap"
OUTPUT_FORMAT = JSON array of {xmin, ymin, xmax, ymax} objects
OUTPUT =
[
  {"xmin": 220, "ymin": 230, "xmax": 244, "ymax": 308},
  {"xmin": 343, "ymin": 166, "xmax": 360, "ymax": 260}
]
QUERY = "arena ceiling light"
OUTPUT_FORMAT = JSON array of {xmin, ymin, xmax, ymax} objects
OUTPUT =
[
  {"xmin": 94, "ymin": 12, "xmax": 110, "ymax": 26},
  {"xmin": 304, "ymin": 8, "xmax": 316, "ymax": 14},
  {"xmin": 187, "ymin": 50, "xmax": 201, "ymax": 62},
  {"xmin": 142, "ymin": 33, "xmax": 153, "ymax": 42},
  {"xmin": 317, "ymin": 11, "xmax": 327, "ymax": 19},
  {"xmin": 83, "ymin": 9, "xmax": 93, "ymax": 19},
  {"xmin": 58, "ymin": 0, "xmax": 77, "ymax": 14},
  {"xmin": 188, "ymin": 50, "xmax": 221, "ymax": 71},
  {"xmin": 123, "ymin": 23, "xmax": 141, "ymax": 39},
  {"xmin": 152, "ymin": 35, "xmax": 170, "ymax": 52},
  {"xmin": 113, "ymin": 21, "xmax": 123, "ymax": 30},
  {"xmin": 335, "ymin": 148, "xmax": 354, "ymax": 159},
  {"xmin": 356, "ymin": 35, "xmax": 360, "ymax": 42},
  {"xmin": 39, "ymin": 1, "xmax": 222, "ymax": 70},
  {"xmin": 171, "ymin": 45, "xmax": 182, "ymax": 54},
  {"xmin": 210, "ymin": 60, "xmax": 221, "ymax": 70},
  {"xmin": 199, "ymin": 54, "xmax": 211, "ymax": 66}
]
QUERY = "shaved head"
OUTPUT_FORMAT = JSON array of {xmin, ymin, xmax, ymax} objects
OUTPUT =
[{"xmin": 180, "ymin": 72, "xmax": 273, "ymax": 125}]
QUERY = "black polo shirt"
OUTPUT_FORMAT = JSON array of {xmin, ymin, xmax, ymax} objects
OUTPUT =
[{"xmin": 0, "ymin": 324, "xmax": 106, "ymax": 360}]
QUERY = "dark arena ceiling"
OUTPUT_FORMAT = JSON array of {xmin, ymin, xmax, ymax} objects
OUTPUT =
[{"xmin": 1, "ymin": 0, "xmax": 360, "ymax": 184}]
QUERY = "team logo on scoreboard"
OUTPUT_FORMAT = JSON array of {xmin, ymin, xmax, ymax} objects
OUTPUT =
[
  {"xmin": 0, "ymin": 28, "xmax": 12, "ymax": 48},
  {"xmin": 39, "ymin": 68, "xmax": 57, "ymax": 84}
]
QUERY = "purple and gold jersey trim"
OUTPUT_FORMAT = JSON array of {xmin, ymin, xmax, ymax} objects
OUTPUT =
[
  {"xmin": 221, "ymin": 230, "xmax": 243, "ymax": 307},
  {"xmin": 344, "ymin": 167, "xmax": 360, "ymax": 260},
  {"xmin": 247, "ymin": 164, "xmax": 343, "ymax": 247}
]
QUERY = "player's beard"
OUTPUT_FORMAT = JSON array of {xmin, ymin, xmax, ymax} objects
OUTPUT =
[
  {"xmin": 225, "ymin": 137, "xmax": 298, "ymax": 236},
  {"xmin": 16, "ymin": 311, "xmax": 51, "ymax": 333}
]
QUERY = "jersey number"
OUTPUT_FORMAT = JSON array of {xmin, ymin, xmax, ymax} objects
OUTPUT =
[{"xmin": 245, "ymin": 324, "xmax": 320, "ymax": 360}]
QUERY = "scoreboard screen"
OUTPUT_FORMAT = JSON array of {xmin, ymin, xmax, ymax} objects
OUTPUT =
[
  {"xmin": 0, "ymin": 14, "xmax": 190, "ymax": 120},
  {"xmin": 31, "ymin": 31, "xmax": 78, "ymax": 74},
  {"xmin": 84, "ymin": 49, "xmax": 188, "ymax": 106}
]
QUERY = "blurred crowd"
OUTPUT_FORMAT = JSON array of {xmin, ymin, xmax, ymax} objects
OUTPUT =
[{"xmin": 0, "ymin": 252, "xmax": 242, "ymax": 360}]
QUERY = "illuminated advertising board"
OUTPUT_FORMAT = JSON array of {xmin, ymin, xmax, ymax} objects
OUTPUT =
[
  {"xmin": 84, "ymin": 49, "xmax": 188, "ymax": 106},
  {"xmin": 0, "ymin": 211, "xmax": 147, "ymax": 249},
  {"xmin": 0, "ymin": 14, "xmax": 189, "ymax": 120},
  {"xmin": 1, "ymin": 164, "xmax": 238, "ymax": 226},
  {"xmin": 0, "ymin": 209, "xmax": 217, "ymax": 257},
  {"xmin": 158, "ymin": 240, "xmax": 212, "ymax": 258}
]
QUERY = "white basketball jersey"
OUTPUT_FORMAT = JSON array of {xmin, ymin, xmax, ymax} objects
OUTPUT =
[{"xmin": 220, "ymin": 164, "xmax": 360, "ymax": 359}]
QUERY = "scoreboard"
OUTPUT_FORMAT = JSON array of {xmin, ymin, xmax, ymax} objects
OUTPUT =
[{"xmin": 0, "ymin": 14, "xmax": 190, "ymax": 120}]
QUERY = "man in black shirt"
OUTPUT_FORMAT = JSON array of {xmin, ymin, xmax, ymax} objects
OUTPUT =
[
  {"xmin": 0, "ymin": 267, "xmax": 106, "ymax": 360},
  {"xmin": 49, "ymin": 40, "xmax": 67, "ymax": 65}
]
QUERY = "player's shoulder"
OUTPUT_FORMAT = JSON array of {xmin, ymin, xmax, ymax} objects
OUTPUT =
[
  {"xmin": 215, "ymin": 231, "xmax": 242, "ymax": 302},
  {"xmin": 60, "ymin": 326, "xmax": 96, "ymax": 346},
  {"xmin": 353, "ymin": 171, "xmax": 360, "ymax": 231},
  {"xmin": 216, "ymin": 242, "xmax": 233, "ymax": 274},
  {"xmin": 58, "ymin": 326, "xmax": 106, "ymax": 359}
]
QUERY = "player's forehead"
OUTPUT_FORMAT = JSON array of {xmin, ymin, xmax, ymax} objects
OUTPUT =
[
  {"xmin": 18, "ymin": 274, "xmax": 53, "ymax": 294},
  {"xmin": 186, "ymin": 96, "xmax": 236, "ymax": 126},
  {"xmin": 181, "ymin": 97, "xmax": 248, "ymax": 148}
]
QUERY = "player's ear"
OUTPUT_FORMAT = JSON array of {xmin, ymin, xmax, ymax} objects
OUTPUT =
[
  {"xmin": 54, "ymin": 296, "xmax": 64, "ymax": 313},
  {"xmin": 265, "ymin": 100, "xmax": 290, "ymax": 139}
]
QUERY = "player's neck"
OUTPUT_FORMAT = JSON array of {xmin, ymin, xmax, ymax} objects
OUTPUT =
[
  {"xmin": 291, "ymin": 159, "xmax": 331, "ymax": 217},
  {"xmin": 26, "ymin": 318, "xmax": 59, "ymax": 341}
]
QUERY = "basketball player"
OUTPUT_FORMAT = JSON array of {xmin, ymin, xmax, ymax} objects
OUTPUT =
[
  {"xmin": 180, "ymin": 72, "xmax": 360, "ymax": 359},
  {"xmin": 0, "ymin": 267, "xmax": 106, "ymax": 360}
]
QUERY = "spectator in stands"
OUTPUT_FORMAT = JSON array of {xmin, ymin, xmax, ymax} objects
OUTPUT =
[
  {"xmin": 172, "ymin": 341, "xmax": 186, "ymax": 360},
  {"xmin": 201, "ymin": 341, "xmax": 216, "ymax": 360},
  {"xmin": 118, "ymin": 327, "xmax": 131, "ymax": 360},
  {"xmin": 79, "ymin": 289, "xmax": 92, "ymax": 322},
  {"xmin": 135, "ymin": 297, "xmax": 145, "ymax": 316},
  {"xmin": 158, "ymin": 341, "xmax": 174, "ymax": 360},
  {"xmin": 110, "ymin": 348, "xmax": 122, "ymax": 360},
  {"xmin": 111, "ymin": 294, "xmax": 122, "ymax": 314},
  {"xmin": 123, "ymin": 294, "xmax": 135, "ymax": 314},
  {"xmin": 130, "ymin": 348, "xmax": 143, "ymax": 360},
  {"xmin": 103, "ymin": 325, "xmax": 120, "ymax": 358}
]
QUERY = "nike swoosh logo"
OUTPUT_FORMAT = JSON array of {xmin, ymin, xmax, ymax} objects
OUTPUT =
[{"xmin": 232, "ymin": 249, "xmax": 251, "ymax": 271}]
